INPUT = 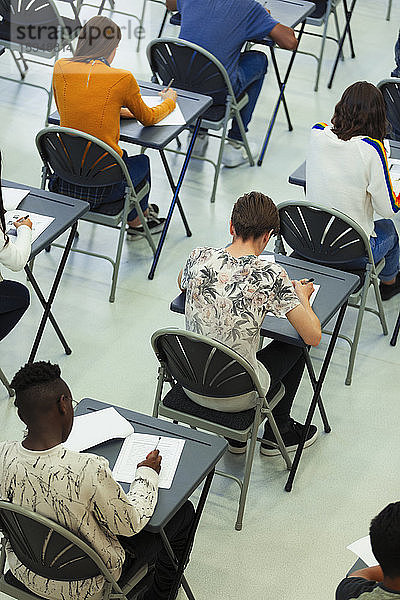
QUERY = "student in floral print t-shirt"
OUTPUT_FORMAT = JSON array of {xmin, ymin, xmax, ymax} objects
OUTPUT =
[{"xmin": 179, "ymin": 191, "xmax": 322, "ymax": 455}]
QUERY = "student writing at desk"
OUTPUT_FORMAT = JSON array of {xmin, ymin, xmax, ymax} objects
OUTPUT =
[
  {"xmin": 0, "ymin": 361, "xmax": 194, "ymax": 600},
  {"xmin": 166, "ymin": 0, "xmax": 297, "ymax": 166},
  {"xmin": 51, "ymin": 16, "xmax": 177, "ymax": 236},
  {"xmin": 0, "ymin": 155, "xmax": 31, "ymax": 341},
  {"xmin": 178, "ymin": 191, "xmax": 321, "ymax": 454},
  {"xmin": 306, "ymin": 81, "xmax": 400, "ymax": 300}
]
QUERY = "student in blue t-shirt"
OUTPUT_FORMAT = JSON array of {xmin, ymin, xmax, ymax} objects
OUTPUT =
[{"xmin": 166, "ymin": 0, "xmax": 297, "ymax": 167}]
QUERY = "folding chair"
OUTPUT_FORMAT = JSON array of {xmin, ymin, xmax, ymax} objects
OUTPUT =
[
  {"xmin": 0, "ymin": 367, "xmax": 14, "ymax": 397},
  {"xmin": 36, "ymin": 126, "xmax": 155, "ymax": 303},
  {"xmin": 377, "ymin": 78, "xmax": 400, "ymax": 141},
  {"xmin": 297, "ymin": 0, "xmax": 350, "ymax": 91},
  {"xmin": 147, "ymin": 37, "xmax": 254, "ymax": 204},
  {"xmin": 0, "ymin": 500, "xmax": 149, "ymax": 600},
  {"xmin": 275, "ymin": 200, "xmax": 388, "ymax": 386},
  {"xmin": 151, "ymin": 328, "xmax": 292, "ymax": 531},
  {"xmin": 0, "ymin": 0, "xmax": 81, "ymax": 124}
]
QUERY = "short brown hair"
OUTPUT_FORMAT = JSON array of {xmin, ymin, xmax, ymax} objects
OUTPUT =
[
  {"xmin": 332, "ymin": 81, "xmax": 388, "ymax": 142},
  {"xmin": 73, "ymin": 16, "xmax": 121, "ymax": 62},
  {"xmin": 231, "ymin": 192, "xmax": 279, "ymax": 242}
]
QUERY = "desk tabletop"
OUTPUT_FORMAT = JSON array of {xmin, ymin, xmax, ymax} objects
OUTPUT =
[
  {"xmin": 3, "ymin": 179, "xmax": 89, "ymax": 258},
  {"xmin": 48, "ymin": 81, "xmax": 212, "ymax": 151},
  {"xmin": 289, "ymin": 139, "xmax": 400, "ymax": 187},
  {"xmin": 170, "ymin": 253, "xmax": 359, "ymax": 347},
  {"xmin": 75, "ymin": 398, "xmax": 227, "ymax": 532}
]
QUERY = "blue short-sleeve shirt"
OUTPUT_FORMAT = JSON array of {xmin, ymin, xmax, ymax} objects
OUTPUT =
[{"xmin": 176, "ymin": 0, "xmax": 278, "ymax": 85}]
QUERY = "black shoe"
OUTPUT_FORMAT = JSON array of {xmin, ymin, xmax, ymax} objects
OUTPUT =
[
  {"xmin": 380, "ymin": 272, "xmax": 400, "ymax": 301},
  {"xmin": 148, "ymin": 203, "xmax": 159, "ymax": 217},
  {"xmin": 127, "ymin": 215, "xmax": 165, "ymax": 236},
  {"xmin": 260, "ymin": 418, "xmax": 318, "ymax": 456}
]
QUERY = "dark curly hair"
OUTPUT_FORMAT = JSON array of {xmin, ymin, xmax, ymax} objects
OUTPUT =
[
  {"xmin": 332, "ymin": 81, "xmax": 388, "ymax": 142},
  {"xmin": 370, "ymin": 502, "xmax": 400, "ymax": 578},
  {"xmin": 231, "ymin": 191, "xmax": 279, "ymax": 242},
  {"xmin": 11, "ymin": 361, "xmax": 61, "ymax": 393}
]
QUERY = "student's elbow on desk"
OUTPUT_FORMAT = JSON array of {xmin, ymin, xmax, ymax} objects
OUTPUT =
[
  {"xmin": 270, "ymin": 24, "xmax": 298, "ymax": 51},
  {"xmin": 302, "ymin": 327, "xmax": 322, "ymax": 347}
]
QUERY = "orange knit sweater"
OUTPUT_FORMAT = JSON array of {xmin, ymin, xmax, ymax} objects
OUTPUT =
[{"xmin": 52, "ymin": 58, "xmax": 176, "ymax": 156}]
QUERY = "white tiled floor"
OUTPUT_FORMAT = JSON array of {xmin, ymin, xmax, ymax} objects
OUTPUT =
[{"xmin": 1, "ymin": 1, "xmax": 400, "ymax": 599}]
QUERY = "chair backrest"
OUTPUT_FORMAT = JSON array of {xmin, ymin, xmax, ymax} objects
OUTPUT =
[
  {"xmin": 0, "ymin": 0, "xmax": 59, "ymax": 25},
  {"xmin": 147, "ymin": 37, "xmax": 236, "ymax": 109},
  {"xmin": 277, "ymin": 200, "xmax": 374, "ymax": 267},
  {"xmin": 0, "ymin": 501, "xmax": 112, "ymax": 583},
  {"xmin": 36, "ymin": 127, "xmax": 132, "ymax": 190},
  {"xmin": 377, "ymin": 78, "xmax": 400, "ymax": 141},
  {"xmin": 151, "ymin": 328, "xmax": 265, "ymax": 399}
]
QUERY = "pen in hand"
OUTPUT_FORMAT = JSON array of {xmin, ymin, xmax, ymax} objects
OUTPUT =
[
  {"xmin": 302, "ymin": 278, "xmax": 314, "ymax": 284},
  {"xmin": 164, "ymin": 78, "xmax": 174, "ymax": 93}
]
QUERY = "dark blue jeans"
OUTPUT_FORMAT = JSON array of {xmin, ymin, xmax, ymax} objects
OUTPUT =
[
  {"xmin": 0, "ymin": 280, "xmax": 30, "ymax": 341},
  {"xmin": 228, "ymin": 50, "xmax": 268, "ymax": 142},
  {"xmin": 348, "ymin": 219, "xmax": 399, "ymax": 282},
  {"xmin": 105, "ymin": 152, "xmax": 150, "ymax": 222}
]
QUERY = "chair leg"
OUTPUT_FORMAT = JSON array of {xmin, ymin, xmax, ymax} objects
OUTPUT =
[
  {"xmin": 135, "ymin": 200, "xmax": 157, "ymax": 254},
  {"xmin": 345, "ymin": 277, "xmax": 371, "ymax": 386},
  {"xmin": 235, "ymin": 110, "xmax": 255, "ymax": 167},
  {"xmin": 109, "ymin": 221, "xmax": 127, "ymax": 303},
  {"xmin": 10, "ymin": 50, "xmax": 27, "ymax": 79},
  {"xmin": 332, "ymin": 7, "xmax": 344, "ymax": 61},
  {"xmin": 371, "ymin": 275, "xmax": 388, "ymax": 335},
  {"xmin": 265, "ymin": 414, "xmax": 292, "ymax": 470},
  {"xmin": 235, "ymin": 422, "xmax": 258, "ymax": 531},
  {"xmin": 314, "ymin": 16, "xmax": 330, "ymax": 92},
  {"xmin": 0, "ymin": 368, "xmax": 15, "ymax": 397},
  {"xmin": 136, "ymin": 0, "xmax": 147, "ymax": 52},
  {"xmin": 210, "ymin": 119, "xmax": 229, "ymax": 204},
  {"xmin": 390, "ymin": 310, "xmax": 400, "ymax": 346},
  {"xmin": 386, "ymin": 0, "xmax": 392, "ymax": 20}
]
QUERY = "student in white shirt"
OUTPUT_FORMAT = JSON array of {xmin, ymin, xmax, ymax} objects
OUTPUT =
[
  {"xmin": 306, "ymin": 81, "xmax": 400, "ymax": 301},
  {"xmin": 0, "ymin": 153, "xmax": 31, "ymax": 340},
  {"xmin": 0, "ymin": 361, "xmax": 194, "ymax": 600}
]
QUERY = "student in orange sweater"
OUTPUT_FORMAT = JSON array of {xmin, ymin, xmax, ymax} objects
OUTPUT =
[{"xmin": 51, "ymin": 16, "xmax": 177, "ymax": 235}]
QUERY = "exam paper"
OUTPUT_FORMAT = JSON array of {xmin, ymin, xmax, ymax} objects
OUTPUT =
[
  {"xmin": 2, "ymin": 187, "xmax": 30, "ymax": 211},
  {"xmin": 346, "ymin": 535, "xmax": 379, "ymax": 567},
  {"xmin": 390, "ymin": 159, "xmax": 400, "ymax": 196},
  {"xmin": 266, "ymin": 284, "xmax": 320, "ymax": 318},
  {"xmin": 112, "ymin": 433, "xmax": 185, "ymax": 489},
  {"xmin": 258, "ymin": 254, "xmax": 276, "ymax": 263},
  {"xmin": 5, "ymin": 210, "xmax": 54, "ymax": 243},
  {"xmin": 141, "ymin": 96, "xmax": 186, "ymax": 126},
  {"xmin": 64, "ymin": 407, "xmax": 134, "ymax": 452}
]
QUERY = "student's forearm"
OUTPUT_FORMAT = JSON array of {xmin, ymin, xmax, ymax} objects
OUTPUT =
[
  {"xmin": 349, "ymin": 566, "xmax": 383, "ymax": 581},
  {"xmin": 166, "ymin": 0, "xmax": 177, "ymax": 10}
]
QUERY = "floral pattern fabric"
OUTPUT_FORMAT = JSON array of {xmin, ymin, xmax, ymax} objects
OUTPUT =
[{"xmin": 181, "ymin": 247, "xmax": 300, "ymax": 374}]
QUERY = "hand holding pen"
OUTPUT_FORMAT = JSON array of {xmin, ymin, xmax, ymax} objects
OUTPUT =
[
  {"xmin": 14, "ymin": 215, "xmax": 32, "ymax": 229},
  {"xmin": 159, "ymin": 78, "xmax": 177, "ymax": 103},
  {"xmin": 137, "ymin": 437, "xmax": 162, "ymax": 474}
]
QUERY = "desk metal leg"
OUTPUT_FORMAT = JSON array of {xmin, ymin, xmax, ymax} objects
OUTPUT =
[
  {"xmin": 159, "ymin": 150, "xmax": 192, "ymax": 237},
  {"xmin": 269, "ymin": 47, "xmax": 293, "ymax": 133},
  {"xmin": 285, "ymin": 302, "xmax": 348, "ymax": 492},
  {"xmin": 26, "ymin": 223, "xmax": 77, "ymax": 363},
  {"xmin": 390, "ymin": 310, "xmax": 400, "ymax": 346},
  {"xmin": 148, "ymin": 118, "xmax": 201, "ymax": 280},
  {"xmin": 157, "ymin": 8, "xmax": 169, "ymax": 37},
  {"xmin": 327, "ymin": 0, "xmax": 357, "ymax": 89},
  {"xmin": 161, "ymin": 468, "xmax": 215, "ymax": 600},
  {"xmin": 257, "ymin": 21, "xmax": 305, "ymax": 167},
  {"xmin": 303, "ymin": 349, "xmax": 331, "ymax": 433}
]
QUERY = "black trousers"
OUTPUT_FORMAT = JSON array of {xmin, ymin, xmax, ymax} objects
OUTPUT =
[
  {"xmin": 0, "ymin": 280, "xmax": 30, "ymax": 341},
  {"xmin": 257, "ymin": 340, "xmax": 306, "ymax": 428},
  {"xmin": 119, "ymin": 500, "xmax": 195, "ymax": 600}
]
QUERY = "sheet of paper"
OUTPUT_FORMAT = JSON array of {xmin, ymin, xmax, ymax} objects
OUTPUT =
[
  {"xmin": 384, "ymin": 138, "xmax": 391, "ymax": 157},
  {"xmin": 64, "ymin": 407, "xmax": 134, "ymax": 452},
  {"xmin": 141, "ymin": 96, "xmax": 186, "ymax": 126},
  {"xmin": 390, "ymin": 159, "xmax": 400, "ymax": 196},
  {"xmin": 5, "ymin": 210, "xmax": 54, "ymax": 243},
  {"xmin": 266, "ymin": 284, "xmax": 320, "ymax": 319},
  {"xmin": 112, "ymin": 433, "xmax": 185, "ymax": 489},
  {"xmin": 346, "ymin": 535, "xmax": 378, "ymax": 567},
  {"xmin": 258, "ymin": 254, "xmax": 276, "ymax": 263},
  {"xmin": 2, "ymin": 188, "xmax": 30, "ymax": 211}
]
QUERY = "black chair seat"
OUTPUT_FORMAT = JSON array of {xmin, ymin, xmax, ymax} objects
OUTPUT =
[
  {"xmin": 289, "ymin": 251, "xmax": 364, "ymax": 293},
  {"xmin": 162, "ymin": 384, "xmax": 256, "ymax": 430},
  {"xmin": 169, "ymin": 12, "xmax": 181, "ymax": 26},
  {"xmin": 0, "ymin": 16, "xmax": 80, "ymax": 51},
  {"xmin": 308, "ymin": 0, "xmax": 329, "ymax": 19},
  {"xmin": 4, "ymin": 570, "xmax": 45, "ymax": 599}
]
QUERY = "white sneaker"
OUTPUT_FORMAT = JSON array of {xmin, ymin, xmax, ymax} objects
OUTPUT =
[
  {"xmin": 221, "ymin": 139, "xmax": 257, "ymax": 168},
  {"xmin": 187, "ymin": 132, "xmax": 209, "ymax": 157}
]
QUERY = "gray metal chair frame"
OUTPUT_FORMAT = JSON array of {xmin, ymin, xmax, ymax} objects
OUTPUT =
[
  {"xmin": 0, "ymin": 0, "xmax": 81, "ymax": 125},
  {"xmin": 297, "ymin": 0, "xmax": 344, "ymax": 91},
  {"xmin": 0, "ymin": 500, "xmax": 148, "ymax": 600},
  {"xmin": 36, "ymin": 126, "xmax": 155, "ymax": 303},
  {"xmin": 0, "ymin": 367, "xmax": 14, "ymax": 397},
  {"xmin": 377, "ymin": 78, "xmax": 400, "ymax": 141},
  {"xmin": 151, "ymin": 328, "xmax": 292, "ymax": 531},
  {"xmin": 275, "ymin": 200, "xmax": 388, "ymax": 386},
  {"xmin": 146, "ymin": 37, "xmax": 254, "ymax": 204},
  {"xmin": 387, "ymin": 0, "xmax": 392, "ymax": 20}
]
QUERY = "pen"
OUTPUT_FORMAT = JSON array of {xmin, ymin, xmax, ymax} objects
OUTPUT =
[
  {"xmin": 164, "ymin": 78, "xmax": 174, "ymax": 93},
  {"xmin": 15, "ymin": 215, "xmax": 29, "ymax": 222},
  {"xmin": 154, "ymin": 436, "xmax": 161, "ymax": 451},
  {"xmin": 302, "ymin": 278, "xmax": 315, "ymax": 284}
]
